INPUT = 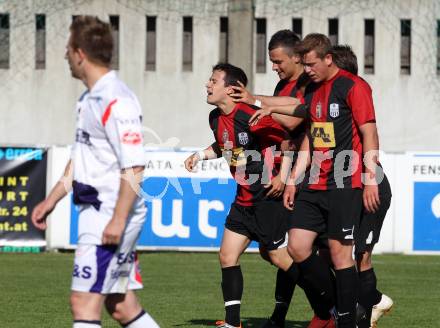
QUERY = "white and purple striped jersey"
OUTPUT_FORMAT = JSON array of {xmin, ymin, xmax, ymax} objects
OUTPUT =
[{"xmin": 71, "ymin": 71, "xmax": 146, "ymax": 244}]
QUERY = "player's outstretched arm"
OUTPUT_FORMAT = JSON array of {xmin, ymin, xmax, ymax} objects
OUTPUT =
[
  {"xmin": 102, "ymin": 166, "xmax": 144, "ymax": 245},
  {"xmin": 184, "ymin": 142, "xmax": 221, "ymax": 172},
  {"xmin": 31, "ymin": 160, "xmax": 73, "ymax": 230},
  {"xmin": 249, "ymin": 103, "xmax": 305, "ymax": 131},
  {"xmin": 230, "ymin": 81, "xmax": 300, "ymax": 107},
  {"xmin": 359, "ymin": 122, "xmax": 380, "ymax": 213}
]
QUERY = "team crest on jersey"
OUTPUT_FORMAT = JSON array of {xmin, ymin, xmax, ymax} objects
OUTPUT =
[
  {"xmin": 238, "ymin": 132, "xmax": 249, "ymax": 145},
  {"xmin": 329, "ymin": 103, "xmax": 340, "ymax": 118},
  {"xmin": 315, "ymin": 101, "xmax": 322, "ymax": 118}
]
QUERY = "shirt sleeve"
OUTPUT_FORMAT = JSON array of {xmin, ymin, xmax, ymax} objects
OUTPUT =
[
  {"xmin": 103, "ymin": 98, "xmax": 146, "ymax": 169},
  {"xmin": 347, "ymin": 79, "xmax": 376, "ymax": 126}
]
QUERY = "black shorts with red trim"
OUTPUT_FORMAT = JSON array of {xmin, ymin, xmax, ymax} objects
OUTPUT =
[
  {"xmin": 225, "ymin": 199, "xmax": 289, "ymax": 251},
  {"xmin": 355, "ymin": 174, "xmax": 392, "ymax": 253},
  {"xmin": 288, "ymin": 188, "xmax": 363, "ymax": 241}
]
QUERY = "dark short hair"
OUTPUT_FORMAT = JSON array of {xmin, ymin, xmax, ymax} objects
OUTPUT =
[
  {"xmin": 294, "ymin": 33, "xmax": 332, "ymax": 59},
  {"xmin": 332, "ymin": 44, "xmax": 358, "ymax": 75},
  {"xmin": 212, "ymin": 63, "xmax": 248, "ymax": 87},
  {"xmin": 69, "ymin": 15, "xmax": 113, "ymax": 67},
  {"xmin": 268, "ymin": 29, "xmax": 301, "ymax": 56}
]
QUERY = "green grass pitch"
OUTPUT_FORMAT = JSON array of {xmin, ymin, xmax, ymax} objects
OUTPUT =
[{"xmin": 0, "ymin": 253, "xmax": 439, "ymax": 327}]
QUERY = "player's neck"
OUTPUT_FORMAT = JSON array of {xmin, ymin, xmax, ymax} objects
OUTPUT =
[
  {"xmin": 83, "ymin": 65, "xmax": 111, "ymax": 90},
  {"xmin": 288, "ymin": 67, "xmax": 304, "ymax": 82},
  {"xmin": 325, "ymin": 66, "xmax": 339, "ymax": 82},
  {"xmin": 218, "ymin": 99, "xmax": 236, "ymax": 115}
]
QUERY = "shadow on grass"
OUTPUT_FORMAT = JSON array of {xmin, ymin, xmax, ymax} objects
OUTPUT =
[{"xmin": 174, "ymin": 318, "xmax": 309, "ymax": 327}]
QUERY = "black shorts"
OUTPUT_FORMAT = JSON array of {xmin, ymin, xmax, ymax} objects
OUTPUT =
[
  {"xmin": 355, "ymin": 174, "xmax": 392, "ymax": 253},
  {"xmin": 288, "ymin": 188, "xmax": 363, "ymax": 241},
  {"xmin": 225, "ymin": 200, "xmax": 289, "ymax": 251}
]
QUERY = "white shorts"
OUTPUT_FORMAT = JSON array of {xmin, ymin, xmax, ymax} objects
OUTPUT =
[{"xmin": 71, "ymin": 222, "xmax": 144, "ymax": 294}]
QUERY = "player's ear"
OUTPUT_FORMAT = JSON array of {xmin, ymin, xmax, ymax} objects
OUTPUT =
[
  {"xmin": 324, "ymin": 53, "xmax": 333, "ymax": 67},
  {"xmin": 76, "ymin": 48, "xmax": 87, "ymax": 63}
]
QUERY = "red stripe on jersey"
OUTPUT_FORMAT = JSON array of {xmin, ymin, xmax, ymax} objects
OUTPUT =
[
  {"xmin": 278, "ymin": 79, "xmax": 305, "ymax": 103},
  {"xmin": 350, "ymin": 118, "xmax": 363, "ymax": 188},
  {"xmin": 277, "ymin": 80, "xmax": 296, "ymax": 96},
  {"xmin": 101, "ymin": 99, "xmax": 118, "ymax": 126},
  {"xmin": 309, "ymin": 80, "xmax": 333, "ymax": 189}
]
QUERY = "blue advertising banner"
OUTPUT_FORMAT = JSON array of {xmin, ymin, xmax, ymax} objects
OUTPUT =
[
  {"xmin": 70, "ymin": 151, "xmax": 259, "ymax": 250},
  {"xmin": 413, "ymin": 182, "xmax": 440, "ymax": 251}
]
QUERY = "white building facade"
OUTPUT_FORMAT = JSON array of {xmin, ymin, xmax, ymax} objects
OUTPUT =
[{"xmin": 0, "ymin": 0, "xmax": 440, "ymax": 151}]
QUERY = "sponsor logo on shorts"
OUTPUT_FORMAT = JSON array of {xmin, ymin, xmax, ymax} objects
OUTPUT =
[
  {"xmin": 272, "ymin": 237, "xmax": 284, "ymax": 244},
  {"xmin": 111, "ymin": 270, "xmax": 130, "ymax": 279},
  {"xmin": 343, "ymin": 226, "xmax": 354, "ymax": 240},
  {"xmin": 73, "ymin": 265, "xmax": 92, "ymax": 279}
]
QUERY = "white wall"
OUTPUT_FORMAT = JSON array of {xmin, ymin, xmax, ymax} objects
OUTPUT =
[{"xmin": 1, "ymin": 0, "xmax": 440, "ymax": 152}]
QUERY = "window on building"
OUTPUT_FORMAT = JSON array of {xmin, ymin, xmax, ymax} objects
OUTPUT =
[
  {"xmin": 400, "ymin": 19, "xmax": 411, "ymax": 74},
  {"xmin": 146, "ymin": 16, "xmax": 156, "ymax": 71},
  {"xmin": 182, "ymin": 16, "xmax": 193, "ymax": 71},
  {"xmin": 437, "ymin": 20, "xmax": 440, "ymax": 75},
  {"xmin": 110, "ymin": 15, "xmax": 119, "ymax": 70},
  {"xmin": 256, "ymin": 18, "xmax": 266, "ymax": 73},
  {"xmin": 35, "ymin": 14, "xmax": 46, "ymax": 69},
  {"xmin": 328, "ymin": 18, "xmax": 338, "ymax": 45},
  {"xmin": 292, "ymin": 18, "xmax": 302, "ymax": 38},
  {"xmin": 219, "ymin": 17, "xmax": 228, "ymax": 63},
  {"xmin": 364, "ymin": 19, "xmax": 375, "ymax": 74},
  {"xmin": 0, "ymin": 13, "xmax": 10, "ymax": 69}
]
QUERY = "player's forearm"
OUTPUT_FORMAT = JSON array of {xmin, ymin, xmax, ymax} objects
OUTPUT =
[
  {"xmin": 288, "ymin": 136, "xmax": 310, "ymax": 185},
  {"xmin": 255, "ymin": 95, "xmax": 301, "ymax": 107},
  {"xmin": 46, "ymin": 160, "xmax": 73, "ymax": 206},
  {"xmin": 279, "ymin": 140, "xmax": 295, "ymax": 184},
  {"xmin": 360, "ymin": 123, "xmax": 380, "ymax": 179},
  {"xmin": 112, "ymin": 166, "xmax": 145, "ymax": 223},
  {"xmin": 198, "ymin": 144, "xmax": 220, "ymax": 160}
]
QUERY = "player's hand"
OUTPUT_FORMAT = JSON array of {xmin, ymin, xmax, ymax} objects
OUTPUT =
[
  {"xmin": 283, "ymin": 184, "xmax": 296, "ymax": 210},
  {"xmin": 229, "ymin": 81, "xmax": 256, "ymax": 104},
  {"xmin": 184, "ymin": 153, "xmax": 200, "ymax": 172},
  {"xmin": 102, "ymin": 218, "xmax": 126, "ymax": 245},
  {"xmin": 31, "ymin": 199, "xmax": 55, "ymax": 230},
  {"xmin": 363, "ymin": 184, "xmax": 380, "ymax": 213},
  {"xmin": 249, "ymin": 108, "xmax": 272, "ymax": 126},
  {"xmin": 265, "ymin": 174, "xmax": 285, "ymax": 198}
]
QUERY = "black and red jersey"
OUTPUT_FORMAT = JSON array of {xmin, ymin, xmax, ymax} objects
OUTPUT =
[
  {"xmin": 302, "ymin": 69, "xmax": 376, "ymax": 190},
  {"xmin": 273, "ymin": 74, "xmax": 308, "ymax": 102},
  {"xmin": 209, "ymin": 102, "xmax": 287, "ymax": 206},
  {"xmin": 273, "ymin": 74, "xmax": 308, "ymax": 146}
]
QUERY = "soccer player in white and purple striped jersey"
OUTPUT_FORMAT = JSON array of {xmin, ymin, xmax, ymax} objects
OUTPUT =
[{"xmin": 31, "ymin": 16, "xmax": 159, "ymax": 328}]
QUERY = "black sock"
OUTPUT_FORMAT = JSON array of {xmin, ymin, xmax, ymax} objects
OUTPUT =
[
  {"xmin": 298, "ymin": 269, "xmax": 334, "ymax": 320},
  {"xmin": 270, "ymin": 265, "xmax": 298, "ymax": 325},
  {"xmin": 298, "ymin": 253, "xmax": 335, "ymax": 314},
  {"xmin": 221, "ymin": 265, "xmax": 243, "ymax": 327},
  {"xmin": 335, "ymin": 266, "xmax": 358, "ymax": 328},
  {"xmin": 358, "ymin": 268, "xmax": 382, "ymax": 326}
]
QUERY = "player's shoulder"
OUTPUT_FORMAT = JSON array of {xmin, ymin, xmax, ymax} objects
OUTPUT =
[
  {"xmin": 336, "ymin": 69, "xmax": 370, "ymax": 90},
  {"xmin": 236, "ymin": 102, "xmax": 257, "ymax": 115},
  {"xmin": 209, "ymin": 107, "xmax": 221, "ymax": 121},
  {"xmin": 96, "ymin": 75, "xmax": 141, "ymax": 116}
]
